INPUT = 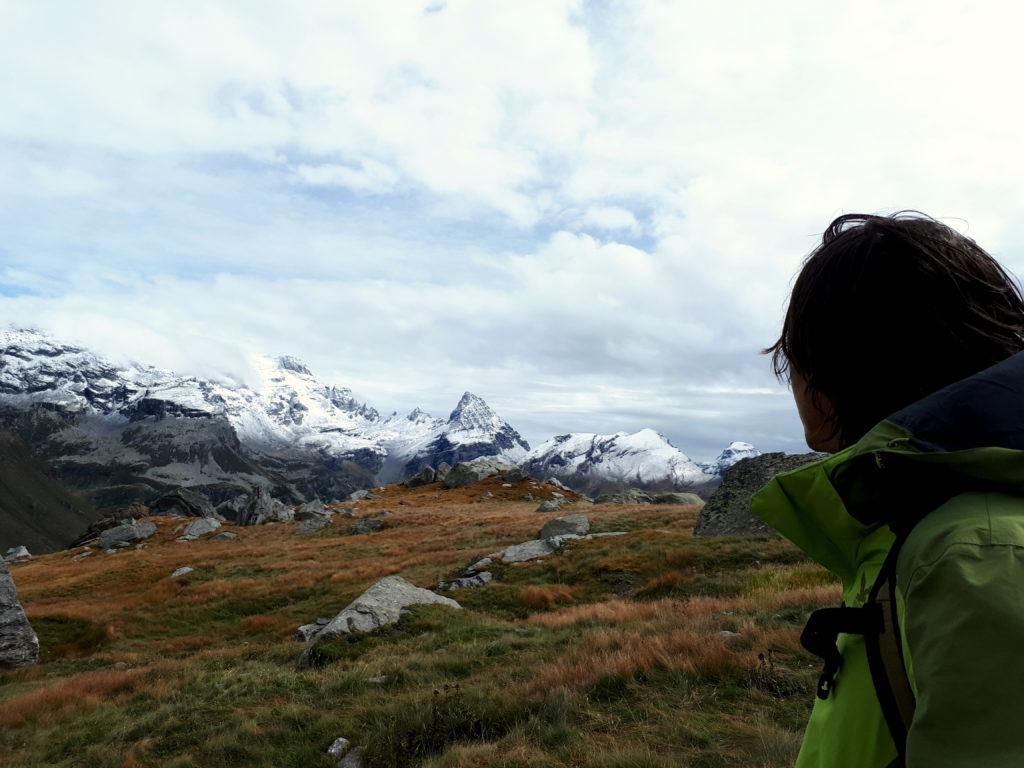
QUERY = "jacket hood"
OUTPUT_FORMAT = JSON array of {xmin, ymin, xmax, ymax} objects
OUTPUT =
[{"xmin": 751, "ymin": 350, "xmax": 1024, "ymax": 582}]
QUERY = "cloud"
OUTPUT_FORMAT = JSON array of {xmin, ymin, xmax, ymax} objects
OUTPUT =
[{"xmin": 2, "ymin": 1, "xmax": 1024, "ymax": 459}]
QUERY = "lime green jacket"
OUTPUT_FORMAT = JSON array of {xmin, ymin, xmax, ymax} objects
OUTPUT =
[{"xmin": 751, "ymin": 351, "xmax": 1024, "ymax": 768}]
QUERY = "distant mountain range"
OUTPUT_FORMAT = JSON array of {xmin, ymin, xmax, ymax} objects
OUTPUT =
[{"xmin": 0, "ymin": 329, "xmax": 759, "ymax": 545}]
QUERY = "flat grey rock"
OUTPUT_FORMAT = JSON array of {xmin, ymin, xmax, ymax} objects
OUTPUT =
[
  {"xmin": 304, "ymin": 575, "xmax": 460, "ymax": 645},
  {"xmin": 500, "ymin": 538, "xmax": 560, "ymax": 563},
  {"xmin": 210, "ymin": 531, "xmax": 238, "ymax": 542},
  {"xmin": 338, "ymin": 747, "xmax": 364, "ymax": 768},
  {"xmin": 594, "ymin": 489, "xmax": 654, "ymax": 505},
  {"xmin": 170, "ymin": 566, "xmax": 194, "ymax": 578},
  {"xmin": 694, "ymin": 452, "xmax": 823, "ymax": 537},
  {"xmin": 651, "ymin": 492, "xmax": 705, "ymax": 505},
  {"xmin": 180, "ymin": 517, "xmax": 221, "ymax": 540},
  {"xmin": 99, "ymin": 521, "xmax": 157, "ymax": 550},
  {"xmin": 295, "ymin": 499, "xmax": 329, "ymax": 521},
  {"xmin": 540, "ymin": 514, "xmax": 589, "ymax": 540},
  {"xmin": 0, "ymin": 559, "xmax": 38, "ymax": 668}
]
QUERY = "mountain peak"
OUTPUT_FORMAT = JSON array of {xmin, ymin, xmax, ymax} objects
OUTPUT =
[
  {"xmin": 448, "ymin": 392, "xmax": 493, "ymax": 423},
  {"xmin": 276, "ymin": 356, "xmax": 312, "ymax": 376}
]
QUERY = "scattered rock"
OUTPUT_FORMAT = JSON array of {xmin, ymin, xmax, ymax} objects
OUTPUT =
[
  {"xmin": 694, "ymin": 452, "xmax": 823, "ymax": 537},
  {"xmin": 540, "ymin": 514, "xmax": 589, "ymax": 540},
  {"xmin": 366, "ymin": 675, "xmax": 387, "ymax": 684},
  {"xmin": 111, "ymin": 661, "xmax": 129, "ymax": 670},
  {"xmin": 442, "ymin": 457, "xmax": 513, "ymax": 489},
  {"xmin": 4, "ymin": 546, "xmax": 30, "ymax": 562},
  {"xmin": 501, "ymin": 483, "xmax": 512, "ymax": 488},
  {"xmin": 0, "ymin": 559, "xmax": 38, "ymax": 668},
  {"xmin": 482, "ymin": 491, "xmax": 494, "ymax": 500},
  {"xmin": 296, "ymin": 517, "xmax": 330, "ymax": 535},
  {"xmin": 170, "ymin": 566, "xmax": 195, "ymax": 578},
  {"xmin": 347, "ymin": 489, "xmax": 379, "ymax": 502},
  {"xmin": 348, "ymin": 519, "xmax": 386, "ymax": 536},
  {"xmin": 71, "ymin": 548, "xmax": 94, "ymax": 561},
  {"xmin": 398, "ymin": 499, "xmax": 410, "ymax": 506},
  {"xmin": 504, "ymin": 467, "xmax": 530, "ymax": 482},
  {"xmin": 499, "ymin": 538, "xmax": 561, "ymax": 563},
  {"xmin": 150, "ymin": 487, "xmax": 217, "ymax": 518},
  {"xmin": 546, "ymin": 477, "xmax": 573, "ymax": 493},
  {"xmin": 593, "ymin": 489, "xmax": 654, "ymax": 505},
  {"xmin": 535, "ymin": 498, "xmax": 565, "ymax": 513},
  {"xmin": 717, "ymin": 630, "xmax": 741, "ymax": 639},
  {"xmin": 336, "ymin": 508, "xmax": 356, "ymax": 518},
  {"xmin": 295, "ymin": 499, "xmax": 330, "ymax": 521},
  {"xmin": 327, "ymin": 737, "xmax": 352, "ymax": 759},
  {"xmin": 300, "ymin": 575, "xmax": 461, "ymax": 646},
  {"xmin": 465, "ymin": 556, "xmax": 493, "ymax": 574},
  {"xmin": 437, "ymin": 572, "xmax": 492, "ymax": 591},
  {"xmin": 435, "ymin": 462, "xmax": 452, "ymax": 481},
  {"xmin": 404, "ymin": 466, "xmax": 436, "ymax": 487},
  {"xmin": 652, "ymin": 492, "xmax": 705, "ymax": 505},
  {"xmin": 236, "ymin": 488, "xmax": 295, "ymax": 526},
  {"xmin": 99, "ymin": 521, "xmax": 157, "ymax": 550},
  {"xmin": 180, "ymin": 517, "xmax": 221, "ymax": 541},
  {"xmin": 210, "ymin": 531, "xmax": 238, "ymax": 542},
  {"xmin": 551, "ymin": 492, "xmax": 565, "ymax": 499}
]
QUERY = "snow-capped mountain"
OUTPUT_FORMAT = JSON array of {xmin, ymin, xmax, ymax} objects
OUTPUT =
[
  {"xmin": 520, "ymin": 429, "xmax": 754, "ymax": 496},
  {"xmin": 699, "ymin": 441, "xmax": 760, "ymax": 476},
  {"xmin": 0, "ymin": 329, "xmax": 758, "ymax": 514},
  {"xmin": 0, "ymin": 330, "xmax": 527, "ymax": 506}
]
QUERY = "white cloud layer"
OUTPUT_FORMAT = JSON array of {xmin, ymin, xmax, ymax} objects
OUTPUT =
[{"xmin": 2, "ymin": 0, "xmax": 1023, "ymax": 459}]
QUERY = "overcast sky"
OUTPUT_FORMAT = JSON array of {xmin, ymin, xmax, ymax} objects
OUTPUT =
[{"xmin": 2, "ymin": 1, "xmax": 1023, "ymax": 460}]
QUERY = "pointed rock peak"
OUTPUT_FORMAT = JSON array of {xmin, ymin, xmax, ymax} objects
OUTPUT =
[
  {"xmin": 407, "ymin": 407, "xmax": 433, "ymax": 422},
  {"xmin": 276, "ymin": 355, "xmax": 312, "ymax": 376},
  {"xmin": 448, "ymin": 392, "xmax": 495, "ymax": 423}
]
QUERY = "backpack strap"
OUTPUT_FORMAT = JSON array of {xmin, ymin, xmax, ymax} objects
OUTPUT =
[{"xmin": 800, "ymin": 529, "xmax": 917, "ymax": 762}]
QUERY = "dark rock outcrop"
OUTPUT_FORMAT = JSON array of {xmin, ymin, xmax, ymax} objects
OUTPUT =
[
  {"xmin": 0, "ymin": 559, "xmax": 38, "ymax": 668},
  {"xmin": 150, "ymin": 488, "xmax": 217, "ymax": 518},
  {"xmin": 694, "ymin": 452, "xmax": 823, "ymax": 537}
]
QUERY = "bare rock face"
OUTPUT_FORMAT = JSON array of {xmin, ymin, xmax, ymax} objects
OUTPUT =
[
  {"xmin": 300, "ymin": 575, "xmax": 460, "ymax": 646},
  {"xmin": 0, "ymin": 559, "xmax": 39, "ymax": 668},
  {"xmin": 694, "ymin": 452, "xmax": 823, "ymax": 537},
  {"xmin": 235, "ymin": 488, "xmax": 295, "ymax": 526},
  {"xmin": 180, "ymin": 517, "xmax": 221, "ymax": 540},
  {"xmin": 150, "ymin": 488, "xmax": 217, "ymax": 518},
  {"xmin": 404, "ymin": 466, "xmax": 436, "ymax": 487}
]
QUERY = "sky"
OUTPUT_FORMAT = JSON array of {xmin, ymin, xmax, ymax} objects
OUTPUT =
[{"xmin": 2, "ymin": 1, "xmax": 1024, "ymax": 461}]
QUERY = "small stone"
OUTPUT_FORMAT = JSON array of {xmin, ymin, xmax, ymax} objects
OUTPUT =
[
  {"xmin": 437, "ymin": 572, "xmax": 492, "ymax": 591},
  {"xmin": 4, "ymin": 546, "xmax": 31, "ymax": 562},
  {"xmin": 72, "ymin": 549, "xmax": 94, "ymax": 562},
  {"xmin": 210, "ymin": 531, "xmax": 238, "ymax": 542},
  {"xmin": 717, "ymin": 630, "xmax": 741, "ymax": 640},
  {"xmin": 327, "ymin": 737, "xmax": 351, "ymax": 759},
  {"xmin": 367, "ymin": 675, "xmax": 387, "ymax": 684},
  {"xmin": 551, "ymin": 492, "xmax": 565, "ymax": 499},
  {"xmin": 501, "ymin": 483, "xmax": 512, "ymax": 488},
  {"xmin": 111, "ymin": 661, "xmax": 129, "ymax": 670},
  {"xmin": 171, "ymin": 566, "xmax": 195, "ymax": 578},
  {"xmin": 465, "ymin": 556, "xmax": 493, "ymax": 574}
]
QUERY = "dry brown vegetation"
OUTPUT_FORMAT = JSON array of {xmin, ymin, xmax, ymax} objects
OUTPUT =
[{"xmin": 0, "ymin": 474, "xmax": 834, "ymax": 767}]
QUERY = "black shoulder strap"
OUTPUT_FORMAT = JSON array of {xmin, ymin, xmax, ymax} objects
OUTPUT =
[
  {"xmin": 862, "ymin": 531, "xmax": 917, "ymax": 761},
  {"xmin": 800, "ymin": 531, "xmax": 917, "ymax": 763}
]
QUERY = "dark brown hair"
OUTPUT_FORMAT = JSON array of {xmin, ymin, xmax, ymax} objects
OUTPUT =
[{"xmin": 766, "ymin": 211, "xmax": 1024, "ymax": 448}]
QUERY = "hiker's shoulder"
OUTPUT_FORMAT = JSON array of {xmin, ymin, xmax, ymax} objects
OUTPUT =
[{"xmin": 898, "ymin": 490, "xmax": 1024, "ymax": 585}]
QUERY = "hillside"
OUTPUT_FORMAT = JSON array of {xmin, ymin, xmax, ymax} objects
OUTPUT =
[
  {"xmin": 0, "ymin": 429, "xmax": 96, "ymax": 554},
  {"xmin": 0, "ymin": 473, "xmax": 836, "ymax": 767}
]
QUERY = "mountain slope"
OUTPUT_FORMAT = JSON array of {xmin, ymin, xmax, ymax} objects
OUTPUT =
[{"xmin": 0, "ymin": 429, "xmax": 96, "ymax": 553}]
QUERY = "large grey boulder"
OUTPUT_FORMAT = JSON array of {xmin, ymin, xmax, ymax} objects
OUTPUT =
[
  {"xmin": 99, "ymin": 521, "xmax": 157, "ymax": 549},
  {"xmin": 180, "ymin": 517, "xmax": 221, "ymax": 540},
  {"xmin": 236, "ymin": 488, "xmax": 295, "ymax": 526},
  {"xmin": 499, "ymin": 538, "xmax": 562, "ymax": 563},
  {"xmin": 652, "ymin": 492, "xmax": 705, "ymax": 505},
  {"xmin": 0, "ymin": 559, "xmax": 38, "ymax": 668},
  {"xmin": 150, "ymin": 487, "xmax": 217, "ymax": 518},
  {"xmin": 594, "ymin": 489, "xmax": 654, "ymax": 505},
  {"xmin": 694, "ymin": 452, "xmax": 823, "ymax": 536},
  {"xmin": 404, "ymin": 466, "xmax": 436, "ymax": 487},
  {"xmin": 442, "ymin": 457, "xmax": 512, "ymax": 489},
  {"xmin": 300, "ymin": 575, "xmax": 460, "ymax": 645},
  {"xmin": 540, "ymin": 514, "xmax": 589, "ymax": 540}
]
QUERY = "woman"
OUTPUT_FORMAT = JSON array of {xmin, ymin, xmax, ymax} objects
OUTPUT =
[{"xmin": 751, "ymin": 212, "xmax": 1024, "ymax": 767}]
